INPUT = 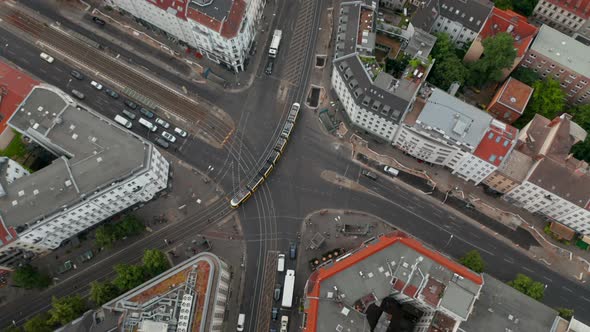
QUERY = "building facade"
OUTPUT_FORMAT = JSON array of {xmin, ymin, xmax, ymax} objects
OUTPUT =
[
  {"xmin": 108, "ymin": 0, "xmax": 265, "ymax": 72},
  {"xmin": 532, "ymin": 0, "xmax": 590, "ymax": 43},
  {"xmin": 520, "ymin": 25, "xmax": 590, "ymax": 105},
  {"xmin": 0, "ymin": 85, "xmax": 169, "ymax": 267}
]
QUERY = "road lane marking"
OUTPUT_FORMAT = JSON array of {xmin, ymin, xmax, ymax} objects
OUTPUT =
[
  {"xmin": 581, "ymin": 296, "xmax": 590, "ymax": 303},
  {"xmin": 469, "ymin": 232, "xmax": 481, "ymax": 239},
  {"xmin": 503, "ymin": 258, "xmax": 514, "ymax": 264},
  {"xmin": 562, "ymin": 286, "xmax": 573, "ymax": 293},
  {"xmin": 543, "ymin": 276, "xmax": 552, "ymax": 282},
  {"xmin": 522, "ymin": 266, "xmax": 533, "ymax": 273}
]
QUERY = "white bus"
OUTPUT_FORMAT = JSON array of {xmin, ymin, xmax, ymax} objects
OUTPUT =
[
  {"xmin": 269, "ymin": 30, "xmax": 282, "ymax": 58},
  {"xmin": 281, "ymin": 269, "xmax": 295, "ymax": 308}
]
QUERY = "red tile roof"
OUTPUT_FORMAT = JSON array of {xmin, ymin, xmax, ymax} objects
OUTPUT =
[
  {"xmin": 479, "ymin": 8, "xmax": 538, "ymax": 57},
  {"xmin": 0, "ymin": 61, "xmax": 38, "ymax": 134},
  {"xmin": 473, "ymin": 120, "xmax": 518, "ymax": 167},
  {"xmin": 303, "ymin": 231, "xmax": 483, "ymax": 332},
  {"xmin": 543, "ymin": 0, "xmax": 590, "ymax": 19},
  {"xmin": 494, "ymin": 77, "xmax": 534, "ymax": 115},
  {"xmin": 146, "ymin": 0, "xmax": 188, "ymax": 19},
  {"xmin": 0, "ymin": 217, "xmax": 17, "ymax": 248},
  {"xmin": 186, "ymin": 0, "xmax": 246, "ymax": 39}
]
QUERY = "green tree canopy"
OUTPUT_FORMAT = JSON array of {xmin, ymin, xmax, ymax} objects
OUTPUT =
[
  {"xmin": 510, "ymin": 67, "xmax": 540, "ymax": 86},
  {"xmin": 459, "ymin": 250, "xmax": 485, "ymax": 273},
  {"xmin": 142, "ymin": 249, "xmax": 170, "ymax": 278},
  {"xmin": 48, "ymin": 295, "xmax": 87, "ymax": 326},
  {"xmin": 494, "ymin": 0, "xmax": 513, "ymax": 9},
  {"xmin": 427, "ymin": 32, "xmax": 469, "ymax": 91},
  {"xmin": 514, "ymin": 79, "xmax": 566, "ymax": 128},
  {"xmin": 95, "ymin": 224, "xmax": 117, "ymax": 248},
  {"xmin": 431, "ymin": 32, "xmax": 455, "ymax": 59},
  {"xmin": 90, "ymin": 281, "xmax": 121, "ymax": 306},
  {"xmin": 508, "ymin": 274, "xmax": 545, "ymax": 301},
  {"xmin": 23, "ymin": 313, "xmax": 52, "ymax": 332},
  {"xmin": 113, "ymin": 264, "xmax": 145, "ymax": 291},
  {"xmin": 3, "ymin": 326, "xmax": 22, "ymax": 332},
  {"xmin": 12, "ymin": 265, "xmax": 52, "ymax": 289},
  {"xmin": 557, "ymin": 308, "xmax": 574, "ymax": 320},
  {"xmin": 468, "ymin": 33, "xmax": 517, "ymax": 87},
  {"xmin": 95, "ymin": 215, "xmax": 144, "ymax": 248},
  {"xmin": 513, "ymin": 0, "xmax": 539, "ymax": 16}
]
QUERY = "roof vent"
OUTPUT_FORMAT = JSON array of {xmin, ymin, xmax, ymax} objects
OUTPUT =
[
  {"xmin": 65, "ymin": 180, "xmax": 72, "ymax": 187},
  {"xmin": 72, "ymin": 133, "xmax": 78, "ymax": 140},
  {"xmin": 561, "ymin": 41, "xmax": 566, "ymax": 45},
  {"xmin": 33, "ymin": 189, "xmax": 39, "ymax": 195},
  {"xmin": 510, "ymin": 97, "xmax": 517, "ymax": 103},
  {"xmin": 191, "ymin": 0, "xmax": 214, "ymax": 6}
]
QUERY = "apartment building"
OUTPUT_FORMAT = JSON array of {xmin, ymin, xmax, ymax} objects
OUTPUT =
[
  {"xmin": 501, "ymin": 114, "xmax": 590, "ymax": 235},
  {"xmin": 464, "ymin": 8, "xmax": 538, "ymax": 80},
  {"xmin": 520, "ymin": 24, "xmax": 590, "ymax": 104},
  {"xmin": 108, "ymin": 0, "xmax": 265, "ymax": 72},
  {"xmin": 411, "ymin": 0, "xmax": 494, "ymax": 47},
  {"xmin": 486, "ymin": 77, "xmax": 534, "ymax": 124},
  {"xmin": 333, "ymin": 1, "xmax": 433, "ymax": 143},
  {"xmin": 532, "ymin": 0, "xmax": 590, "ymax": 44},
  {"xmin": 0, "ymin": 85, "xmax": 169, "ymax": 268}
]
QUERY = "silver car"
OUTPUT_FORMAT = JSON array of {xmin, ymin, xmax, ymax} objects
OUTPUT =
[
  {"xmin": 161, "ymin": 131, "xmax": 176, "ymax": 143},
  {"xmin": 155, "ymin": 117, "xmax": 170, "ymax": 129}
]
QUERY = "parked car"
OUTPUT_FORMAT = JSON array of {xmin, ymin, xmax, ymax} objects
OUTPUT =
[
  {"xmin": 70, "ymin": 70, "xmax": 84, "ymax": 80},
  {"xmin": 161, "ymin": 131, "xmax": 176, "ymax": 143},
  {"xmin": 155, "ymin": 117, "xmax": 170, "ymax": 129},
  {"xmin": 237, "ymin": 313, "xmax": 245, "ymax": 332},
  {"xmin": 40, "ymin": 52, "xmax": 54, "ymax": 63},
  {"xmin": 92, "ymin": 16, "xmax": 106, "ymax": 25},
  {"xmin": 105, "ymin": 88, "xmax": 119, "ymax": 99},
  {"xmin": 361, "ymin": 169, "xmax": 378, "ymax": 181},
  {"xmin": 289, "ymin": 242, "xmax": 297, "ymax": 259},
  {"xmin": 271, "ymin": 307, "xmax": 279, "ymax": 321},
  {"xmin": 155, "ymin": 138, "xmax": 169, "ymax": 149},
  {"xmin": 139, "ymin": 107, "xmax": 155, "ymax": 119},
  {"xmin": 122, "ymin": 110, "xmax": 136, "ymax": 120},
  {"xmin": 174, "ymin": 127, "xmax": 188, "ymax": 138},
  {"xmin": 383, "ymin": 166, "xmax": 399, "ymax": 176},
  {"xmin": 90, "ymin": 80, "xmax": 103, "ymax": 90},
  {"xmin": 57, "ymin": 260, "xmax": 73, "ymax": 274},
  {"xmin": 265, "ymin": 60, "xmax": 274, "ymax": 75},
  {"xmin": 280, "ymin": 316, "xmax": 288, "ymax": 332},
  {"xmin": 76, "ymin": 250, "xmax": 93, "ymax": 264},
  {"xmin": 71, "ymin": 89, "xmax": 85, "ymax": 100},
  {"xmin": 273, "ymin": 284, "xmax": 281, "ymax": 301},
  {"xmin": 124, "ymin": 99, "xmax": 138, "ymax": 110}
]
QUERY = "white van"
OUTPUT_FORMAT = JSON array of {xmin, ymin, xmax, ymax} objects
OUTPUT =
[
  {"xmin": 114, "ymin": 115, "xmax": 132, "ymax": 129},
  {"xmin": 384, "ymin": 166, "xmax": 399, "ymax": 176},
  {"xmin": 138, "ymin": 118, "xmax": 157, "ymax": 132},
  {"xmin": 236, "ymin": 313, "xmax": 245, "ymax": 331},
  {"xmin": 277, "ymin": 253, "xmax": 285, "ymax": 272}
]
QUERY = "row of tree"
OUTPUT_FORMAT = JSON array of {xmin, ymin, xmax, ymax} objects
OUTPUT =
[
  {"xmin": 12, "ymin": 249, "xmax": 170, "ymax": 332},
  {"xmin": 428, "ymin": 32, "xmax": 517, "ymax": 91},
  {"xmin": 95, "ymin": 215, "xmax": 145, "ymax": 248}
]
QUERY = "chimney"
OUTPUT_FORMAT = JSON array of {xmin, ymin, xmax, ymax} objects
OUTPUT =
[{"xmin": 574, "ymin": 161, "xmax": 589, "ymax": 176}]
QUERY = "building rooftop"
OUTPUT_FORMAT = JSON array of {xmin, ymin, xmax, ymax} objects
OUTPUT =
[
  {"xmin": 336, "ymin": 1, "xmax": 377, "ymax": 58},
  {"xmin": 0, "ymin": 85, "xmax": 150, "ymax": 229},
  {"xmin": 303, "ymin": 232, "xmax": 483, "ymax": 332},
  {"xmin": 103, "ymin": 252, "xmax": 223, "ymax": 332},
  {"xmin": 334, "ymin": 54, "xmax": 420, "ymax": 124},
  {"xmin": 495, "ymin": 149, "xmax": 534, "ymax": 183},
  {"xmin": 404, "ymin": 28, "xmax": 438, "ymax": 60},
  {"xmin": 473, "ymin": 120, "xmax": 518, "ymax": 166},
  {"xmin": 0, "ymin": 61, "xmax": 38, "ymax": 134},
  {"xmin": 480, "ymin": 8, "xmax": 538, "ymax": 57},
  {"xmin": 411, "ymin": 0, "xmax": 494, "ymax": 33},
  {"xmin": 541, "ymin": 0, "xmax": 590, "ymax": 20},
  {"xmin": 461, "ymin": 273, "xmax": 559, "ymax": 332},
  {"xmin": 489, "ymin": 77, "xmax": 534, "ymax": 115},
  {"xmin": 530, "ymin": 25, "xmax": 590, "ymax": 78},
  {"xmin": 147, "ymin": 0, "xmax": 247, "ymax": 39},
  {"xmin": 516, "ymin": 114, "xmax": 553, "ymax": 157},
  {"xmin": 415, "ymin": 89, "xmax": 493, "ymax": 150}
]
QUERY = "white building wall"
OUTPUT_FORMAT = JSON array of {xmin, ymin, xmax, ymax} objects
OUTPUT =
[
  {"xmin": 332, "ymin": 65, "xmax": 398, "ymax": 142},
  {"xmin": 431, "ymin": 16, "xmax": 478, "ymax": 47},
  {"xmin": 6, "ymin": 146, "xmax": 169, "ymax": 253},
  {"xmin": 506, "ymin": 181, "xmax": 590, "ymax": 234},
  {"xmin": 393, "ymin": 126, "xmax": 467, "ymax": 168},
  {"xmin": 452, "ymin": 154, "xmax": 497, "ymax": 185}
]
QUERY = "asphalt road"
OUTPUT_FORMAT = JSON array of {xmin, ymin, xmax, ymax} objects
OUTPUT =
[{"xmin": 2, "ymin": 0, "xmax": 590, "ymax": 330}]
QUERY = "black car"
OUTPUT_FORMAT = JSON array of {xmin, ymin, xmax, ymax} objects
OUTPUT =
[
  {"xmin": 265, "ymin": 60, "xmax": 274, "ymax": 75},
  {"xmin": 124, "ymin": 99, "xmax": 138, "ymax": 110},
  {"xmin": 105, "ymin": 88, "xmax": 119, "ymax": 99},
  {"xmin": 155, "ymin": 138, "xmax": 169, "ymax": 149},
  {"xmin": 139, "ymin": 107, "xmax": 155, "ymax": 119},
  {"xmin": 271, "ymin": 308, "xmax": 279, "ymax": 321},
  {"xmin": 289, "ymin": 242, "xmax": 297, "ymax": 259},
  {"xmin": 273, "ymin": 284, "xmax": 281, "ymax": 301},
  {"xmin": 70, "ymin": 70, "xmax": 84, "ymax": 80},
  {"xmin": 92, "ymin": 17, "xmax": 106, "ymax": 26}
]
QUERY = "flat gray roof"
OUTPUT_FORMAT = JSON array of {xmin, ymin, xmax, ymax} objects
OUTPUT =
[
  {"xmin": 461, "ymin": 274, "xmax": 558, "ymax": 332},
  {"xmin": 416, "ymin": 89, "xmax": 493, "ymax": 150},
  {"xmin": 496, "ymin": 149, "xmax": 534, "ymax": 183},
  {"xmin": 1, "ymin": 85, "xmax": 150, "ymax": 228},
  {"xmin": 530, "ymin": 25, "xmax": 590, "ymax": 78},
  {"xmin": 314, "ymin": 240, "xmax": 480, "ymax": 331},
  {"xmin": 405, "ymin": 28, "xmax": 437, "ymax": 60}
]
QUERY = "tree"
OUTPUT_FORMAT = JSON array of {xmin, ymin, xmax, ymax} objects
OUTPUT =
[
  {"xmin": 113, "ymin": 264, "xmax": 145, "ymax": 291},
  {"xmin": 514, "ymin": 79, "xmax": 566, "ymax": 128},
  {"xmin": 385, "ymin": 54, "xmax": 410, "ymax": 77},
  {"xmin": 467, "ymin": 33, "xmax": 517, "ymax": 87},
  {"xmin": 428, "ymin": 56, "xmax": 469, "ymax": 91},
  {"xmin": 95, "ymin": 224, "xmax": 117, "ymax": 248},
  {"xmin": 508, "ymin": 274, "xmax": 545, "ymax": 301},
  {"xmin": 3, "ymin": 326, "xmax": 22, "ymax": 332},
  {"xmin": 494, "ymin": 0, "xmax": 513, "ymax": 9},
  {"xmin": 513, "ymin": 0, "xmax": 539, "ymax": 16},
  {"xmin": 116, "ymin": 215, "xmax": 144, "ymax": 238},
  {"xmin": 557, "ymin": 308, "xmax": 574, "ymax": 320},
  {"xmin": 510, "ymin": 67, "xmax": 540, "ymax": 86},
  {"xmin": 90, "ymin": 281, "xmax": 121, "ymax": 306},
  {"xmin": 12, "ymin": 264, "xmax": 52, "ymax": 289},
  {"xmin": 142, "ymin": 249, "xmax": 170, "ymax": 278},
  {"xmin": 570, "ymin": 104, "xmax": 590, "ymax": 162},
  {"xmin": 431, "ymin": 33, "xmax": 455, "ymax": 59},
  {"xmin": 459, "ymin": 250, "xmax": 485, "ymax": 273},
  {"xmin": 48, "ymin": 295, "xmax": 87, "ymax": 326},
  {"xmin": 23, "ymin": 313, "xmax": 52, "ymax": 332}
]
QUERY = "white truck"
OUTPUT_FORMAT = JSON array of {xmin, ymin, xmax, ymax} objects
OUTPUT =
[
  {"xmin": 277, "ymin": 253, "xmax": 285, "ymax": 272},
  {"xmin": 281, "ymin": 269, "xmax": 295, "ymax": 308},
  {"xmin": 269, "ymin": 29, "xmax": 282, "ymax": 58}
]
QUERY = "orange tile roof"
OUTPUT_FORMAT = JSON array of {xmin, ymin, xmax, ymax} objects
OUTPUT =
[
  {"xmin": 480, "ymin": 8, "xmax": 538, "ymax": 57},
  {"xmin": 473, "ymin": 121, "xmax": 518, "ymax": 167},
  {"xmin": 495, "ymin": 77, "xmax": 534, "ymax": 114},
  {"xmin": 0, "ymin": 61, "xmax": 38, "ymax": 134},
  {"xmin": 303, "ymin": 231, "xmax": 483, "ymax": 332}
]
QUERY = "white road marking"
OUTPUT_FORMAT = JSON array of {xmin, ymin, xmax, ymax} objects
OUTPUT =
[
  {"xmin": 543, "ymin": 276, "xmax": 553, "ymax": 282},
  {"xmin": 562, "ymin": 286, "xmax": 573, "ymax": 293},
  {"xmin": 503, "ymin": 258, "xmax": 514, "ymax": 264},
  {"xmin": 581, "ymin": 296, "xmax": 590, "ymax": 303},
  {"xmin": 522, "ymin": 266, "xmax": 534, "ymax": 273}
]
